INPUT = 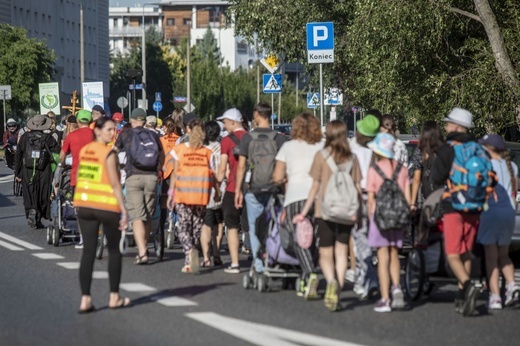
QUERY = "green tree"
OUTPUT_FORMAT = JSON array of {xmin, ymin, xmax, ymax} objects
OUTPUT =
[{"xmin": 0, "ymin": 24, "xmax": 55, "ymax": 119}]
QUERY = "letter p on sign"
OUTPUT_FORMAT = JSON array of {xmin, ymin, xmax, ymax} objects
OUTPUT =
[{"xmin": 313, "ymin": 26, "xmax": 328, "ymax": 47}]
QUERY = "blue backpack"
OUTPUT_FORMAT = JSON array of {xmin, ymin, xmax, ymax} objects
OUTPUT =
[{"xmin": 445, "ymin": 141, "xmax": 493, "ymax": 212}]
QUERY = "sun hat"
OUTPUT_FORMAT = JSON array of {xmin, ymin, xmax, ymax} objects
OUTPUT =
[
  {"xmin": 131, "ymin": 108, "xmax": 147, "ymax": 121},
  {"xmin": 146, "ymin": 115, "xmax": 157, "ymax": 126},
  {"xmin": 479, "ymin": 134, "xmax": 506, "ymax": 151},
  {"xmin": 367, "ymin": 132, "xmax": 396, "ymax": 159},
  {"xmin": 91, "ymin": 104, "xmax": 105, "ymax": 115},
  {"xmin": 442, "ymin": 107, "xmax": 474, "ymax": 129},
  {"xmin": 76, "ymin": 109, "xmax": 92, "ymax": 123},
  {"xmin": 112, "ymin": 112, "xmax": 123, "ymax": 122},
  {"xmin": 217, "ymin": 108, "xmax": 243, "ymax": 123},
  {"xmin": 356, "ymin": 115, "xmax": 380, "ymax": 137},
  {"xmin": 26, "ymin": 114, "xmax": 53, "ymax": 131}
]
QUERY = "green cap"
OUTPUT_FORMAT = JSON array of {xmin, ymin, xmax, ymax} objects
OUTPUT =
[
  {"xmin": 131, "ymin": 108, "xmax": 147, "ymax": 121},
  {"xmin": 356, "ymin": 115, "xmax": 380, "ymax": 137},
  {"xmin": 76, "ymin": 110, "xmax": 92, "ymax": 123}
]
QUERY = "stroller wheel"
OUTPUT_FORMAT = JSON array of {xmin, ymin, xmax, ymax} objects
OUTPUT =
[
  {"xmin": 405, "ymin": 248, "xmax": 425, "ymax": 301},
  {"xmin": 52, "ymin": 226, "xmax": 60, "ymax": 247},
  {"xmin": 257, "ymin": 274, "xmax": 266, "ymax": 293},
  {"xmin": 242, "ymin": 274, "xmax": 251, "ymax": 290},
  {"xmin": 166, "ymin": 231, "xmax": 174, "ymax": 250},
  {"xmin": 46, "ymin": 226, "xmax": 53, "ymax": 245}
]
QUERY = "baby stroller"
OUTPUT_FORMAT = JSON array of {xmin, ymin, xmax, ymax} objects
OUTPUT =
[
  {"xmin": 242, "ymin": 194, "xmax": 302, "ymax": 292},
  {"xmin": 47, "ymin": 165, "xmax": 80, "ymax": 246},
  {"xmin": 405, "ymin": 188, "xmax": 484, "ymax": 300}
]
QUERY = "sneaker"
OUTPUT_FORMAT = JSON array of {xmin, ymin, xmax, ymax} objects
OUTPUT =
[
  {"xmin": 345, "ymin": 269, "xmax": 356, "ymax": 283},
  {"xmin": 374, "ymin": 299, "xmax": 391, "ymax": 313},
  {"xmin": 27, "ymin": 209, "xmax": 37, "ymax": 229},
  {"xmin": 324, "ymin": 280, "xmax": 339, "ymax": 312},
  {"xmin": 224, "ymin": 265, "xmax": 240, "ymax": 274},
  {"xmin": 391, "ymin": 286, "xmax": 405, "ymax": 309},
  {"xmin": 304, "ymin": 273, "xmax": 319, "ymax": 300},
  {"xmin": 75, "ymin": 242, "xmax": 84, "ymax": 249},
  {"xmin": 181, "ymin": 264, "xmax": 191, "ymax": 273},
  {"xmin": 488, "ymin": 294, "xmax": 502, "ymax": 310},
  {"xmin": 189, "ymin": 248, "xmax": 199, "ymax": 274},
  {"xmin": 462, "ymin": 282, "xmax": 479, "ymax": 316},
  {"xmin": 504, "ymin": 284, "xmax": 520, "ymax": 307}
]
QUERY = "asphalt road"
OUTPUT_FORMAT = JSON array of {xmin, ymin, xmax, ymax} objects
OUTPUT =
[{"xmin": 0, "ymin": 162, "xmax": 519, "ymax": 346}]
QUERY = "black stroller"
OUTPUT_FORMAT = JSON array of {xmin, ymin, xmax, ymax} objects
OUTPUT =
[{"xmin": 47, "ymin": 166, "xmax": 80, "ymax": 246}]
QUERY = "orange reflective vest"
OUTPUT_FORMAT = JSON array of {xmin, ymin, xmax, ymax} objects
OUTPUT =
[
  {"xmin": 160, "ymin": 133, "xmax": 180, "ymax": 179},
  {"xmin": 73, "ymin": 142, "xmax": 121, "ymax": 213},
  {"xmin": 173, "ymin": 143, "xmax": 212, "ymax": 206}
]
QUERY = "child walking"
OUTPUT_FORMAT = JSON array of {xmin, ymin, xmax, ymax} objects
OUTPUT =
[{"xmin": 366, "ymin": 133, "xmax": 411, "ymax": 312}]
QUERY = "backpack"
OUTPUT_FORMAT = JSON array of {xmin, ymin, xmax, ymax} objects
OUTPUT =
[
  {"xmin": 24, "ymin": 132, "xmax": 51, "ymax": 170},
  {"xmin": 421, "ymin": 154, "xmax": 436, "ymax": 198},
  {"xmin": 373, "ymin": 162, "xmax": 411, "ymax": 231},
  {"xmin": 129, "ymin": 128, "xmax": 159, "ymax": 171},
  {"xmin": 320, "ymin": 150, "xmax": 360, "ymax": 225},
  {"xmin": 227, "ymin": 133, "xmax": 241, "ymax": 157},
  {"xmin": 446, "ymin": 141, "xmax": 492, "ymax": 212},
  {"xmin": 248, "ymin": 130, "xmax": 279, "ymax": 193}
]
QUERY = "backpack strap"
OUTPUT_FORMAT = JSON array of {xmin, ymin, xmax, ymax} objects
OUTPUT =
[
  {"xmin": 372, "ymin": 162, "xmax": 388, "ymax": 180},
  {"xmin": 391, "ymin": 162, "xmax": 403, "ymax": 181},
  {"xmin": 322, "ymin": 149, "xmax": 354, "ymax": 174},
  {"xmin": 228, "ymin": 133, "xmax": 240, "ymax": 146}
]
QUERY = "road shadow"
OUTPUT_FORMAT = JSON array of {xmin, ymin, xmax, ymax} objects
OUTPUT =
[{"xmin": 0, "ymin": 192, "xmax": 17, "ymax": 207}]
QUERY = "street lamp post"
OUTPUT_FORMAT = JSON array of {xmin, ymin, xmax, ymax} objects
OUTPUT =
[{"xmin": 142, "ymin": 3, "xmax": 157, "ymax": 111}]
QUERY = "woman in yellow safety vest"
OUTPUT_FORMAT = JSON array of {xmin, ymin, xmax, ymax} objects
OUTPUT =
[
  {"xmin": 167, "ymin": 119, "xmax": 213, "ymax": 274},
  {"xmin": 73, "ymin": 117, "xmax": 131, "ymax": 313}
]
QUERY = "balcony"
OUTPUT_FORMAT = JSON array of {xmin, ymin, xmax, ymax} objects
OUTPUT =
[{"xmin": 110, "ymin": 25, "xmax": 162, "ymax": 38}]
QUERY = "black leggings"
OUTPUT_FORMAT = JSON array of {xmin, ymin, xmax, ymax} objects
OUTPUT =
[{"xmin": 78, "ymin": 207, "xmax": 122, "ymax": 295}]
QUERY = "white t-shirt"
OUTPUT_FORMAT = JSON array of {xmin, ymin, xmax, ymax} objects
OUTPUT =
[
  {"xmin": 349, "ymin": 137, "xmax": 373, "ymax": 191},
  {"xmin": 275, "ymin": 139, "xmax": 324, "ymax": 206},
  {"xmin": 492, "ymin": 159, "xmax": 519, "ymax": 209}
]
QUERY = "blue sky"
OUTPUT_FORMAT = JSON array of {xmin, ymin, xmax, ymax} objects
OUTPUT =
[{"xmin": 109, "ymin": 0, "xmax": 157, "ymax": 7}]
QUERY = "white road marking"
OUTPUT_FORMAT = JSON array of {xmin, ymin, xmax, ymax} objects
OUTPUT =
[
  {"xmin": 155, "ymin": 296, "xmax": 198, "ymax": 307},
  {"xmin": 92, "ymin": 271, "xmax": 109, "ymax": 279},
  {"xmin": 32, "ymin": 253, "xmax": 65, "ymax": 260},
  {"xmin": 0, "ymin": 239, "xmax": 24, "ymax": 251},
  {"xmin": 57, "ymin": 262, "xmax": 80, "ymax": 269},
  {"xmin": 119, "ymin": 283, "xmax": 157, "ymax": 292},
  {"xmin": 186, "ymin": 312, "xmax": 365, "ymax": 346},
  {"xmin": 0, "ymin": 174, "xmax": 14, "ymax": 184},
  {"xmin": 0, "ymin": 231, "xmax": 43, "ymax": 250}
]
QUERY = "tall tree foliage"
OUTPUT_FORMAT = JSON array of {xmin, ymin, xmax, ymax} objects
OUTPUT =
[
  {"xmin": 0, "ymin": 24, "xmax": 55, "ymax": 119},
  {"xmin": 229, "ymin": 0, "xmax": 520, "ymax": 134}
]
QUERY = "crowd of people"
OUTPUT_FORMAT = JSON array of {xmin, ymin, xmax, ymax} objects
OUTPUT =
[{"xmin": 3, "ymin": 102, "xmax": 520, "ymax": 316}]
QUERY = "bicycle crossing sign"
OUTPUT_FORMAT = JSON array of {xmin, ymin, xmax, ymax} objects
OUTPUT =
[
  {"xmin": 307, "ymin": 92, "xmax": 320, "ymax": 109},
  {"xmin": 263, "ymin": 74, "xmax": 282, "ymax": 94}
]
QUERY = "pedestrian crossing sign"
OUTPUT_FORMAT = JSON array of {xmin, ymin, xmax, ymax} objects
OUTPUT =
[
  {"xmin": 263, "ymin": 74, "xmax": 282, "ymax": 94},
  {"xmin": 307, "ymin": 92, "xmax": 320, "ymax": 109}
]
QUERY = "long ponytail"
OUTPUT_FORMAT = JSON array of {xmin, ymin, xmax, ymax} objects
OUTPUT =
[{"xmin": 501, "ymin": 150, "xmax": 517, "ymax": 205}]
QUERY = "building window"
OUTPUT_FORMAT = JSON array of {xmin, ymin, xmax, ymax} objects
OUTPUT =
[
  {"xmin": 113, "ymin": 18, "xmax": 118, "ymax": 27},
  {"xmin": 166, "ymin": 18, "xmax": 175, "ymax": 26},
  {"xmin": 183, "ymin": 18, "xmax": 191, "ymax": 26},
  {"xmin": 209, "ymin": 8, "xmax": 220, "ymax": 26},
  {"xmin": 237, "ymin": 41, "xmax": 248, "ymax": 55}
]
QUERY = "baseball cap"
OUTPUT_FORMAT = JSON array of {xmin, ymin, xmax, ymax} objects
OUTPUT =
[
  {"xmin": 76, "ymin": 110, "xmax": 92, "ymax": 123},
  {"xmin": 112, "ymin": 112, "xmax": 123, "ymax": 122},
  {"xmin": 146, "ymin": 115, "xmax": 157, "ymax": 126},
  {"xmin": 217, "ymin": 108, "xmax": 243, "ymax": 122},
  {"xmin": 92, "ymin": 104, "xmax": 105, "ymax": 114},
  {"xmin": 183, "ymin": 112, "xmax": 197, "ymax": 125},
  {"xmin": 131, "ymin": 108, "xmax": 146, "ymax": 121},
  {"xmin": 6, "ymin": 118, "xmax": 17, "ymax": 125},
  {"xmin": 356, "ymin": 115, "xmax": 380, "ymax": 137},
  {"xmin": 479, "ymin": 134, "xmax": 506, "ymax": 151}
]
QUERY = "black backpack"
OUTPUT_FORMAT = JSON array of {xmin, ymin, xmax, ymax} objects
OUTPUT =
[
  {"xmin": 420, "ymin": 154, "xmax": 436, "ymax": 199},
  {"xmin": 227, "ymin": 133, "xmax": 241, "ymax": 157},
  {"xmin": 129, "ymin": 128, "xmax": 159, "ymax": 171},
  {"xmin": 24, "ymin": 132, "xmax": 51, "ymax": 170},
  {"xmin": 373, "ymin": 162, "xmax": 411, "ymax": 231}
]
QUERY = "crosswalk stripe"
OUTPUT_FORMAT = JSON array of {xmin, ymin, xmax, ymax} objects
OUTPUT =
[
  {"xmin": 0, "ymin": 239, "xmax": 24, "ymax": 251},
  {"xmin": 92, "ymin": 271, "xmax": 109, "ymax": 279},
  {"xmin": 119, "ymin": 283, "xmax": 156, "ymax": 292},
  {"xmin": 32, "ymin": 253, "xmax": 65, "ymax": 260},
  {"xmin": 57, "ymin": 262, "xmax": 80, "ymax": 269},
  {"xmin": 0, "ymin": 231, "xmax": 43, "ymax": 250},
  {"xmin": 155, "ymin": 296, "xmax": 198, "ymax": 307}
]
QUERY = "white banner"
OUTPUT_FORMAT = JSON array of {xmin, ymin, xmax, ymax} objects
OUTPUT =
[
  {"xmin": 39, "ymin": 82, "xmax": 60, "ymax": 114},
  {"xmin": 81, "ymin": 81, "xmax": 104, "ymax": 111}
]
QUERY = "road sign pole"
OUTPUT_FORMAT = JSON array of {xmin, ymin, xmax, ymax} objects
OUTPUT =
[
  {"xmin": 127, "ymin": 91, "xmax": 132, "ymax": 121},
  {"xmin": 271, "ymin": 93, "xmax": 274, "ymax": 129},
  {"xmin": 319, "ymin": 63, "xmax": 324, "ymax": 127},
  {"xmin": 353, "ymin": 110, "xmax": 357, "ymax": 136},
  {"xmin": 3, "ymin": 91, "xmax": 6, "ymax": 133}
]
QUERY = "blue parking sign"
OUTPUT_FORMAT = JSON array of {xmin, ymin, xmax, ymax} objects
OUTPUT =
[{"xmin": 306, "ymin": 22, "xmax": 334, "ymax": 64}]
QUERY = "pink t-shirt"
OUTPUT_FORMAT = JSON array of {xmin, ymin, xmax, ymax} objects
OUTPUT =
[{"xmin": 366, "ymin": 159, "xmax": 409, "ymax": 214}]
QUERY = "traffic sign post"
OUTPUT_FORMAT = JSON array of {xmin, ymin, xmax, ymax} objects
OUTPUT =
[
  {"xmin": 117, "ymin": 96, "xmax": 128, "ymax": 116},
  {"xmin": 306, "ymin": 22, "xmax": 334, "ymax": 127},
  {"xmin": 153, "ymin": 101, "xmax": 162, "ymax": 118},
  {"xmin": 307, "ymin": 92, "xmax": 320, "ymax": 109},
  {"xmin": 0, "ymin": 85, "xmax": 12, "ymax": 133},
  {"xmin": 263, "ymin": 74, "xmax": 282, "ymax": 94}
]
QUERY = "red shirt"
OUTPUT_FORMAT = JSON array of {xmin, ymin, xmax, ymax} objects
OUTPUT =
[
  {"xmin": 61, "ymin": 127, "xmax": 94, "ymax": 186},
  {"xmin": 221, "ymin": 129, "xmax": 247, "ymax": 193}
]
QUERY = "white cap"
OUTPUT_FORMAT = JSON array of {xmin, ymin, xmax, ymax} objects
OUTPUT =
[
  {"xmin": 6, "ymin": 118, "xmax": 16, "ymax": 124},
  {"xmin": 146, "ymin": 115, "xmax": 157, "ymax": 126},
  {"xmin": 442, "ymin": 107, "xmax": 474, "ymax": 129},
  {"xmin": 217, "ymin": 108, "xmax": 243, "ymax": 122}
]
